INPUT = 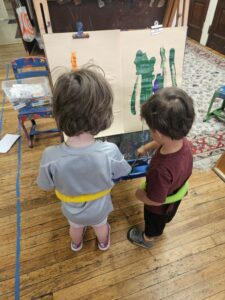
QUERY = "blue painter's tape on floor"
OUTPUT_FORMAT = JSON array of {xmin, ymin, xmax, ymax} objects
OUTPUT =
[
  {"xmin": 1, "ymin": 63, "xmax": 21, "ymax": 299},
  {"xmin": 15, "ymin": 121, "xmax": 21, "ymax": 300}
]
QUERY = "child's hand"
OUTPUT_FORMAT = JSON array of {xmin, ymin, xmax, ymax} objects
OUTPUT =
[
  {"xmin": 135, "ymin": 188, "xmax": 162, "ymax": 206},
  {"xmin": 137, "ymin": 145, "xmax": 146, "ymax": 156},
  {"xmin": 137, "ymin": 141, "xmax": 160, "ymax": 157},
  {"xmin": 135, "ymin": 188, "xmax": 147, "ymax": 202}
]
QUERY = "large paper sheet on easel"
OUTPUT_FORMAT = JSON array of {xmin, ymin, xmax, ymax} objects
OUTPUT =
[
  {"xmin": 43, "ymin": 27, "xmax": 187, "ymax": 137},
  {"xmin": 121, "ymin": 27, "xmax": 187, "ymax": 133},
  {"xmin": 44, "ymin": 30, "xmax": 123, "ymax": 137}
]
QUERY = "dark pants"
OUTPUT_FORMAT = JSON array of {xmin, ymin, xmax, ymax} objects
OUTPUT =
[{"xmin": 144, "ymin": 201, "xmax": 181, "ymax": 237}]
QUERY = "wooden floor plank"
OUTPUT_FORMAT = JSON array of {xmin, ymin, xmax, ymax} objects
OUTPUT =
[
  {"xmin": 119, "ymin": 259, "xmax": 225, "ymax": 300},
  {"xmin": 16, "ymin": 233, "xmax": 217, "ymax": 298},
  {"xmin": 78, "ymin": 250, "xmax": 225, "ymax": 300},
  {"xmin": 52, "ymin": 237, "xmax": 215, "ymax": 300},
  {"xmin": 204, "ymin": 290, "xmax": 225, "ymax": 300},
  {"xmin": 7, "ymin": 237, "xmax": 214, "ymax": 299}
]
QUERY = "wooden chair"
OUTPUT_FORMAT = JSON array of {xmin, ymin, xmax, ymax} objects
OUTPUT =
[
  {"xmin": 11, "ymin": 57, "xmax": 61, "ymax": 147},
  {"xmin": 204, "ymin": 86, "xmax": 225, "ymax": 122}
]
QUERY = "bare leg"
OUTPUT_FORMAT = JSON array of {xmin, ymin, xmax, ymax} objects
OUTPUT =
[
  {"xmin": 93, "ymin": 224, "xmax": 109, "ymax": 244},
  {"xmin": 143, "ymin": 233, "xmax": 154, "ymax": 242},
  {"xmin": 69, "ymin": 226, "xmax": 84, "ymax": 244}
]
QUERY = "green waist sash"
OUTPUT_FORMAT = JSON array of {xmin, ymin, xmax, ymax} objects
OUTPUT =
[{"xmin": 140, "ymin": 181, "xmax": 189, "ymax": 204}]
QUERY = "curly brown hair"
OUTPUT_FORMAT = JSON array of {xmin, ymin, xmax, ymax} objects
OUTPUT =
[
  {"xmin": 141, "ymin": 87, "xmax": 195, "ymax": 139},
  {"xmin": 53, "ymin": 67, "xmax": 114, "ymax": 136}
]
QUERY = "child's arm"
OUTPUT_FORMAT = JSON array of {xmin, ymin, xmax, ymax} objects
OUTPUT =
[
  {"xmin": 37, "ymin": 149, "xmax": 55, "ymax": 191},
  {"xmin": 137, "ymin": 141, "xmax": 160, "ymax": 156},
  {"xmin": 111, "ymin": 144, "xmax": 132, "ymax": 180},
  {"xmin": 135, "ymin": 188, "xmax": 163, "ymax": 206}
]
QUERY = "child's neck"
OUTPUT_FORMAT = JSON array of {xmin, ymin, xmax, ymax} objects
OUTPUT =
[
  {"xmin": 160, "ymin": 138, "xmax": 184, "ymax": 155},
  {"xmin": 66, "ymin": 133, "xmax": 95, "ymax": 148}
]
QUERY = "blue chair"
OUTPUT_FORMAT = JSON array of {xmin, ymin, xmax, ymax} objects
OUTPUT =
[
  {"xmin": 204, "ymin": 86, "xmax": 225, "ymax": 122},
  {"xmin": 11, "ymin": 57, "xmax": 62, "ymax": 147}
]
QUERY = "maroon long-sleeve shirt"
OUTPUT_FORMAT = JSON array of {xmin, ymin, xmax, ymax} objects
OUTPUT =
[{"xmin": 145, "ymin": 138, "xmax": 193, "ymax": 215}]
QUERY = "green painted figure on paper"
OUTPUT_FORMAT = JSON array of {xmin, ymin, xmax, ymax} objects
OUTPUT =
[
  {"xmin": 153, "ymin": 73, "xmax": 164, "ymax": 92},
  {"xmin": 159, "ymin": 47, "xmax": 166, "ymax": 86},
  {"xmin": 131, "ymin": 50, "xmax": 156, "ymax": 115},
  {"xmin": 153, "ymin": 47, "xmax": 166, "ymax": 93},
  {"xmin": 169, "ymin": 48, "xmax": 177, "ymax": 86},
  {"xmin": 130, "ymin": 76, "xmax": 139, "ymax": 115},
  {"xmin": 130, "ymin": 47, "xmax": 177, "ymax": 115}
]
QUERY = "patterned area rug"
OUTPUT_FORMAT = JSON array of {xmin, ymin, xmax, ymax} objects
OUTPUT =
[
  {"xmin": 189, "ymin": 130, "xmax": 225, "ymax": 169},
  {"xmin": 183, "ymin": 39, "xmax": 225, "ymax": 169},
  {"xmin": 183, "ymin": 39, "xmax": 225, "ymax": 135}
]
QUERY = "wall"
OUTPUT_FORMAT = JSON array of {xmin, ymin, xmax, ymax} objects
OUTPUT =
[
  {"xmin": 47, "ymin": 0, "xmax": 167, "ymax": 33},
  {"xmin": 0, "ymin": 0, "xmax": 8, "ymax": 20}
]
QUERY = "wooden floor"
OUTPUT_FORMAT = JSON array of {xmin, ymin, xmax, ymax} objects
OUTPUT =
[{"xmin": 1, "ymin": 44, "xmax": 225, "ymax": 300}]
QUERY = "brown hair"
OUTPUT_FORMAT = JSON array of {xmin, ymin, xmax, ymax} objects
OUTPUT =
[
  {"xmin": 53, "ymin": 67, "xmax": 113, "ymax": 136},
  {"xmin": 141, "ymin": 87, "xmax": 195, "ymax": 139}
]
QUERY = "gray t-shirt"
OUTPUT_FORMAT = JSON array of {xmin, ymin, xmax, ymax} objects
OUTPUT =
[{"xmin": 37, "ymin": 141, "xmax": 131, "ymax": 225}]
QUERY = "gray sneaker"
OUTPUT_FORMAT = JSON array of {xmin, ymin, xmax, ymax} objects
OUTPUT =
[{"xmin": 127, "ymin": 227, "xmax": 153, "ymax": 249}]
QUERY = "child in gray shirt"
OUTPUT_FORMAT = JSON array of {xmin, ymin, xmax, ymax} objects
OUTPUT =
[{"xmin": 37, "ymin": 67, "xmax": 131, "ymax": 251}]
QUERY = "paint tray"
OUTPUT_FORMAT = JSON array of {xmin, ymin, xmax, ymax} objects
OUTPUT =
[{"xmin": 115, "ymin": 158, "xmax": 150, "ymax": 182}]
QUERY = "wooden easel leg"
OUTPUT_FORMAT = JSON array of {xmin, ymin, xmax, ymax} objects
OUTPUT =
[
  {"xmin": 213, "ymin": 151, "xmax": 225, "ymax": 182},
  {"xmin": 177, "ymin": 0, "xmax": 184, "ymax": 26},
  {"xmin": 183, "ymin": 0, "xmax": 190, "ymax": 26}
]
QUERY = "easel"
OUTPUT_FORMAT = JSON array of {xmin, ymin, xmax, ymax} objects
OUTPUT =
[
  {"xmin": 213, "ymin": 152, "xmax": 225, "ymax": 182},
  {"xmin": 71, "ymin": 21, "xmax": 89, "ymax": 70},
  {"xmin": 32, "ymin": 0, "xmax": 53, "ymax": 37},
  {"xmin": 163, "ymin": 0, "xmax": 190, "ymax": 27},
  {"xmin": 34, "ymin": 0, "xmax": 190, "ymax": 38}
]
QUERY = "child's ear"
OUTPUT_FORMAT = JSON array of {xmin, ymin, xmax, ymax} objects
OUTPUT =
[{"xmin": 155, "ymin": 130, "xmax": 163, "ymax": 140}]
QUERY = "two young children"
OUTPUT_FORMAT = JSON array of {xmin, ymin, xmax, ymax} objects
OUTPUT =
[{"xmin": 37, "ymin": 66, "xmax": 195, "ymax": 251}]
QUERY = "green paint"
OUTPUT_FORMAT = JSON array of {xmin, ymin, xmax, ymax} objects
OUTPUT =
[
  {"xmin": 169, "ymin": 48, "xmax": 177, "ymax": 86},
  {"xmin": 131, "ymin": 76, "xmax": 139, "ymax": 115},
  {"xmin": 132, "ymin": 50, "xmax": 156, "ymax": 112},
  {"xmin": 140, "ymin": 56, "xmax": 156, "ymax": 105},
  {"xmin": 153, "ymin": 47, "xmax": 166, "ymax": 93},
  {"xmin": 130, "ymin": 47, "xmax": 177, "ymax": 115},
  {"xmin": 160, "ymin": 47, "xmax": 166, "ymax": 87}
]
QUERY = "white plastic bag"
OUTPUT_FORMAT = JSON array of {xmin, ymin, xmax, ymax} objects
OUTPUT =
[{"xmin": 16, "ymin": 6, "xmax": 35, "ymax": 42}]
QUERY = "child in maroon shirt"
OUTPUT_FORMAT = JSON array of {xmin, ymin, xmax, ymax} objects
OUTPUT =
[{"xmin": 127, "ymin": 87, "xmax": 195, "ymax": 248}]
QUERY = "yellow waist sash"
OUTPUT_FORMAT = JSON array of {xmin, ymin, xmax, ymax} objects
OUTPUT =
[{"xmin": 55, "ymin": 188, "xmax": 112, "ymax": 203}]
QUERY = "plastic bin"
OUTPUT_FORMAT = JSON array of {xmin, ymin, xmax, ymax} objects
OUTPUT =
[{"xmin": 1, "ymin": 76, "xmax": 52, "ymax": 110}]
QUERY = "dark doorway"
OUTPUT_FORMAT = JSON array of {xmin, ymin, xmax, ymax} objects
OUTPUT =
[
  {"xmin": 207, "ymin": 0, "xmax": 225, "ymax": 55},
  {"xmin": 187, "ymin": 0, "xmax": 210, "ymax": 42}
]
